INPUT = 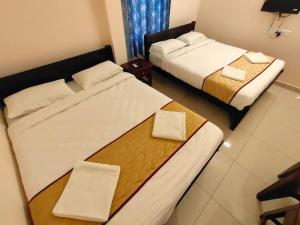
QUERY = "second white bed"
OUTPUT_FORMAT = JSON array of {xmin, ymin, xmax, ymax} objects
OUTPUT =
[{"xmin": 150, "ymin": 39, "xmax": 285, "ymax": 110}]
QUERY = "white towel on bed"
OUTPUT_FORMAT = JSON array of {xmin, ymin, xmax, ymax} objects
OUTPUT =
[
  {"xmin": 244, "ymin": 52, "xmax": 271, "ymax": 64},
  {"xmin": 52, "ymin": 161, "xmax": 120, "ymax": 222},
  {"xmin": 221, "ymin": 66, "xmax": 246, "ymax": 81},
  {"xmin": 152, "ymin": 110, "xmax": 186, "ymax": 141}
]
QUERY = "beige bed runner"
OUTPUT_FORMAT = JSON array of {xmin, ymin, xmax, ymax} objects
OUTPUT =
[
  {"xmin": 29, "ymin": 101, "xmax": 207, "ymax": 225},
  {"xmin": 202, "ymin": 55, "xmax": 276, "ymax": 104}
]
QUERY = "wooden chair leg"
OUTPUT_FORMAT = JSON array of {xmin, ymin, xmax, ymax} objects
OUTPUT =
[
  {"xmin": 278, "ymin": 162, "xmax": 300, "ymax": 178},
  {"xmin": 257, "ymin": 168, "xmax": 300, "ymax": 201},
  {"xmin": 257, "ymin": 178, "xmax": 294, "ymax": 201},
  {"xmin": 260, "ymin": 205, "xmax": 299, "ymax": 225}
]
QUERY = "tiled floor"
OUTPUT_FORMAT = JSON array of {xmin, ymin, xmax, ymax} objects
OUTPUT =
[{"xmin": 151, "ymin": 71, "xmax": 300, "ymax": 225}]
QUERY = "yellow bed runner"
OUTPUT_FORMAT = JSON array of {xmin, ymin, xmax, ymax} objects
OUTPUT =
[
  {"xmin": 202, "ymin": 55, "xmax": 276, "ymax": 104},
  {"xmin": 29, "ymin": 101, "xmax": 207, "ymax": 225}
]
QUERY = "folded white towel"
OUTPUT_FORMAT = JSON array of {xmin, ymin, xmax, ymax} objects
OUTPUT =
[
  {"xmin": 53, "ymin": 161, "xmax": 120, "ymax": 222},
  {"xmin": 221, "ymin": 66, "xmax": 246, "ymax": 81},
  {"xmin": 244, "ymin": 52, "xmax": 271, "ymax": 64},
  {"xmin": 152, "ymin": 110, "xmax": 186, "ymax": 141}
]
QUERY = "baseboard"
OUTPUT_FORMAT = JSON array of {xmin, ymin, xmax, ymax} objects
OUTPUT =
[{"xmin": 274, "ymin": 80, "xmax": 300, "ymax": 94}]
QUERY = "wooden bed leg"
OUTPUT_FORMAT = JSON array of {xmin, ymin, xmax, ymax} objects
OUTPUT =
[{"xmin": 230, "ymin": 107, "xmax": 250, "ymax": 130}]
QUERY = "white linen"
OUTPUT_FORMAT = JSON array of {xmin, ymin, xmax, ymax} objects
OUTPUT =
[
  {"xmin": 151, "ymin": 39, "xmax": 285, "ymax": 110},
  {"xmin": 160, "ymin": 39, "xmax": 247, "ymax": 88},
  {"xmin": 244, "ymin": 52, "xmax": 271, "ymax": 64},
  {"xmin": 152, "ymin": 110, "xmax": 186, "ymax": 141},
  {"xmin": 108, "ymin": 122, "xmax": 222, "ymax": 225},
  {"xmin": 72, "ymin": 61, "xmax": 123, "ymax": 89},
  {"xmin": 4, "ymin": 79, "xmax": 75, "ymax": 119},
  {"xmin": 8, "ymin": 72, "xmax": 171, "ymax": 200},
  {"xmin": 149, "ymin": 39, "xmax": 187, "ymax": 56},
  {"xmin": 221, "ymin": 66, "xmax": 246, "ymax": 81},
  {"xmin": 53, "ymin": 161, "xmax": 120, "ymax": 222},
  {"xmin": 8, "ymin": 71, "xmax": 224, "ymax": 225},
  {"xmin": 177, "ymin": 31, "xmax": 207, "ymax": 45}
]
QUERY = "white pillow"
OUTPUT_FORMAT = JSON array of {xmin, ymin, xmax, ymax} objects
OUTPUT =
[
  {"xmin": 72, "ymin": 61, "xmax": 123, "ymax": 89},
  {"xmin": 177, "ymin": 32, "xmax": 207, "ymax": 45},
  {"xmin": 4, "ymin": 79, "xmax": 75, "ymax": 119},
  {"xmin": 149, "ymin": 39, "xmax": 187, "ymax": 56}
]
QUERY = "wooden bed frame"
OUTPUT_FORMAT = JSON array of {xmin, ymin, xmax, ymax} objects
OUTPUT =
[
  {"xmin": 144, "ymin": 21, "xmax": 284, "ymax": 130},
  {"xmin": 0, "ymin": 45, "xmax": 221, "ymax": 222}
]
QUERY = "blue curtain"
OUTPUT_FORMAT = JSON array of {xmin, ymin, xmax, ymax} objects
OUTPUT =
[{"xmin": 122, "ymin": 0, "xmax": 171, "ymax": 58}]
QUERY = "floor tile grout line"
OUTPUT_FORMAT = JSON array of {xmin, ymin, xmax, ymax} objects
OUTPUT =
[
  {"xmin": 191, "ymin": 195, "xmax": 212, "ymax": 225},
  {"xmin": 193, "ymin": 193, "xmax": 243, "ymax": 225},
  {"xmin": 242, "ymin": 85, "xmax": 283, "ymax": 136},
  {"xmin": 211, "ymin": 196, "xmax": 244, "ymax": 225},
  {"xmin": 211, "ymin": 194, "xmax": 254, "ymax": 225},
  {"xmin": 267, "ymin": 117, "xmax": 300, "ymax": 134},
  {"xmin": 211, "ymin": 161, "xmax": 271, "ymax": 225},
  {"xmin": 192, "ymin": 156, "xmax": 236, "ymax": 225},
  {"xmin": 259, "ymin": 87, "xmax": 300, "ymax": 133},
  {"xmin": 252, "ymin": 133, "xmax": 298, "ymax": 162},
  {"xmin": 248, "ymin": 95, "xmax": 278, "ymax": 135},
  {"xmin": 229, "ymin": 128, "xmax": 254, "ymax": 162},
  {"xmin": 234, "ymin": 160, "xmax": 269, "ymax": 186}
]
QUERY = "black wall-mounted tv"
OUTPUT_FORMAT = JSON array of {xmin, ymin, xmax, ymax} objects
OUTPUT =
[{"xmin": 261, "ymin": 0, "xmax": 300, "ymax": 14}]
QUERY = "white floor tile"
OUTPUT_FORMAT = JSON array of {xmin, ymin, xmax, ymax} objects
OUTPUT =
[
  {"xmin": 237, "ymin": 86, "xmax": 279, "ymax": 134},
  {"xmin": 275, "ymin": 87, "xmax": 300, "ymax": 109},
  {"xmin": 195, "ymin": 198, "xmax": 241, "ymax": 225},
  {"xmin": 254, "ymin": 118, "xmax": 300, "ymax": 161},
  {"xmin": 220, "ymin": 128, "xmax": 251, "ymax": 160},
  {"xmin": 265, "ymin": 100, "xmax": 300, "ymax": 133},
  {"xmin": 196, "ymin": 151, "xmax": 233, "ymax": 195},
  {"xmin": 213, "ymin": 163, "xmax": 266, "ymax": 225},
  {"xmin": 165, "ymin": 185, "xmax": 210, "ymax": 225},
  {"xmin": 237, "ymin": 137, "xmax": 296, "ymax": 184}
]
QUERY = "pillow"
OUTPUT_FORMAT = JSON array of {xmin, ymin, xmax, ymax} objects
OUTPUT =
[
  {"xmin": 177, "ymin": 32, "xmax": 207, "ymax": 45},
  {"xmin": 4, "ymin": 79, "xmax": 75, "ymax": 119},
  {"xmin": 72, "ymin": 61, "xmax": 123, "ymax": 89},
  {"xmin": 149, "ymin": 39, "xmax": 187, "ymax": 56}
]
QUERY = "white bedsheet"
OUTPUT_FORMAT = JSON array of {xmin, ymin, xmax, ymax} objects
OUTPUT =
[
  {"xmin": 7, "ymin": 72, "xmax": 223, "ymax": 225},
  {"xmin": 151, "ymin": 39, "xmax": 285, "ymax": 110}
]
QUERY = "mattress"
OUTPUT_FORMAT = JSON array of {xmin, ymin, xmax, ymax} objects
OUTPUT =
[
  {"xmin": 150, "ymin": 39, "xmax": 285, "ymax": 110},
  {"xmin": 6, "ymin": 72, "xmax": 223, "ymax": 225}
]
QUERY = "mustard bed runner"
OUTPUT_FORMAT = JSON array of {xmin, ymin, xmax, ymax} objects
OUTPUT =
[
  {"xmin": 29, "ymin": 101, "xmax": 207, "ymax": 225},
  {"xmin": 202, "ymin": 55, "xmax": 276, "ymax": 104}
]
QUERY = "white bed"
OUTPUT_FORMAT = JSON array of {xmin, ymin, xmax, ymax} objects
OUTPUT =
[
  {"xmin": 150, "ymin": 38, "xmax": 285, "ymax": 111},
  {"xmin": 5, "ymin": 72, "xmax": 223, "ymax": 225}
]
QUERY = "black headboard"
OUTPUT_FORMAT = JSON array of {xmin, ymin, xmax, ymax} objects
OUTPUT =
[
  {"xmin": 0, "ymin": 45, "xmax": 114, "ymax": 106},
  {"xmin": 144, "ymin": 21, "xmax": 196, "ymax": 61}
]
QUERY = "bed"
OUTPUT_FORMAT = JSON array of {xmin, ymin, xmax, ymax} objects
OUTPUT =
[
  {"xmin": 0, "ymin": 46, "xmax": 223, "ymax": 225},
  {"xmin": 144, "ymin": 22, "xmax": 285, "ymax": 130}
]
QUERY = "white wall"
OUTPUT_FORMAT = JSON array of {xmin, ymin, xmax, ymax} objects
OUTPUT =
[
  {"xmin": 0, "ymin": 0, "xmax": 111, "ymax": 77},
  {"xmin": 170, "ymin": 0, "xmax": 201, "ymax": 27},
  {"xmin": 196, "ymin": 0, "xmax": 300, "ymax": 88}
]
